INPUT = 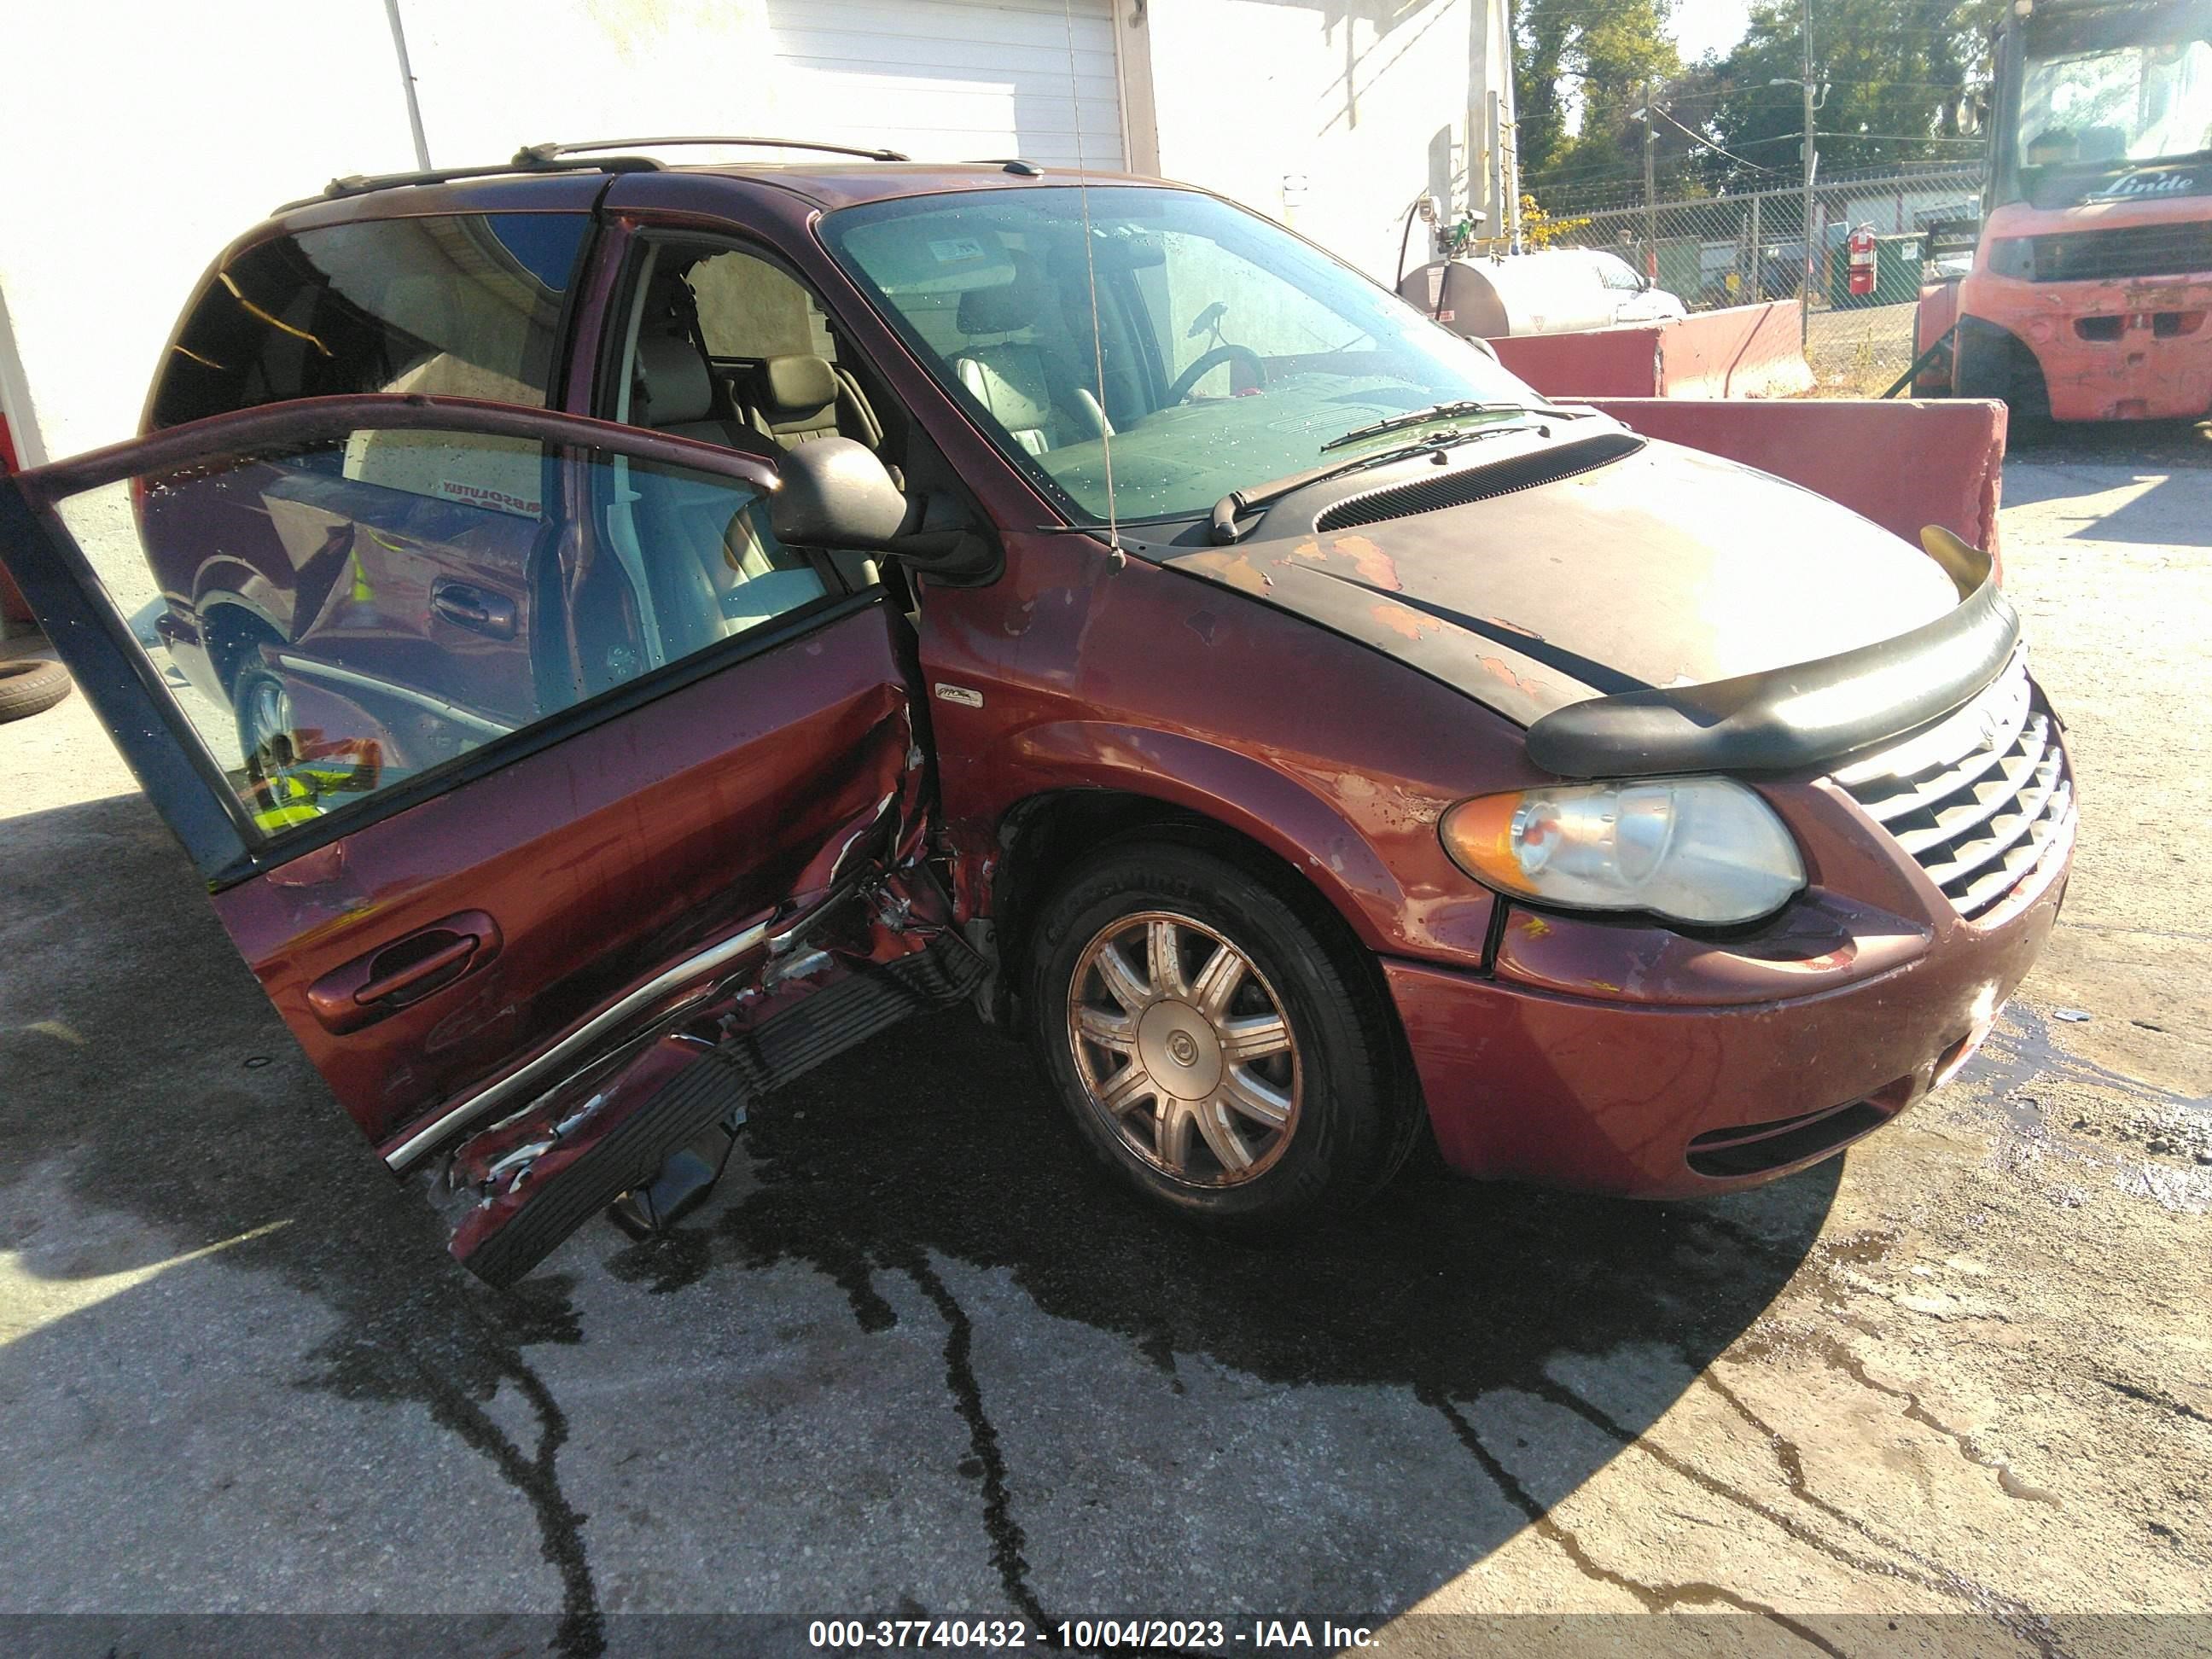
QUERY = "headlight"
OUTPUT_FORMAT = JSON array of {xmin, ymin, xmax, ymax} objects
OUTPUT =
[
  {"xmin": 1985, "ymin": 237, "xmax": 2034, "ymax": 280},
  {"xmin": 1440, "ymin": 777, "xmax": 1806, "ymax": 927}
]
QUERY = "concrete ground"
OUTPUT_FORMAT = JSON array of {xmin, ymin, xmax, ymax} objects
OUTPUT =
[{"xmin": 2, "ymin": 433, "xmax": 2209, "ymax": 1656}]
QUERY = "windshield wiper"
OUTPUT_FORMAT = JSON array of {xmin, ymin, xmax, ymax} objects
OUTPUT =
[
  {"xmin": 1208, "ymin": 424, "xmax": 1523, "ymax": 544},
  {"xmin": 1318, "ymin": 399, "xmax": 1561, "ymax": 454},
  {"xmin": 1206, "ymin": 443, "xmax": 1431, "ymax": 544}
]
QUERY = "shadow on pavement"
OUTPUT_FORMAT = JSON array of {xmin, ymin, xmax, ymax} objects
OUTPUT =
[
  {"xmin": 2005, "ymin": 416, "xmax": 2212, "ymax": 478},
  {"xmin": 0, "ymin": 789, "xmax": 1840, "ymax": 1650}
]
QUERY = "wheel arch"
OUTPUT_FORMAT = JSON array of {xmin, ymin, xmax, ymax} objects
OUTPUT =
[
  {"xmin": 996, "ymin": 786, "xmax": 1432, "ymax": 1196},
  {"xmin": 195, "ymin": 592, "xmax": 285, "ymax": 693},
  {"xmin": 1953, "ymin": 311, "xmax": 2051, "ymax": 414},
  {"xmin": 978, "ymin": 722, "xmax": 1414, "ymax": 979}
]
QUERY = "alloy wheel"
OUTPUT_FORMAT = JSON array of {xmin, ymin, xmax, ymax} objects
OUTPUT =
[
  {"xmin": 1065, "ymin": 910, "xmax": 1301, "ymax": 1185},
  {"xmin": 239, "ymin": 674, "xmax": 294, "ymax": 775}
]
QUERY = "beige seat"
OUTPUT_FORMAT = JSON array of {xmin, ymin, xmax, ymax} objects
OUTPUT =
[
  {"xmin": 949, "ymin": 259, "xmax": 1111, "ymax": 455},
  {"xmin": 628, "ymin": 332, "xmax": 817, "ymax": 652},
  {"xmin": 631, "ymin": 333, "xmax": 771, "ymax": 455},
  {"xmin": 742, "ymin": 353, "xmax": 845, "ymax": 445}
]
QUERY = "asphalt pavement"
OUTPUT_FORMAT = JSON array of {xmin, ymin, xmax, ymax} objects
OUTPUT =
[{"xmin": 1, "ymin": 433, "xmax": 2208, "ymax": 1656}]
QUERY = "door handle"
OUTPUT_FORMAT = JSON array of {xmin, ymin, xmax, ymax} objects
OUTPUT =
[
  {"xmin": 430, "ymin": 580, "xmax": 518, "ymax": 640},
  {"xmin": 357, "ymin": 934, "xmax": 480, "ymax": 1005},
  {"xmin": 306, "ymin": 911, "xmax": 503, "ymax": 1033}
]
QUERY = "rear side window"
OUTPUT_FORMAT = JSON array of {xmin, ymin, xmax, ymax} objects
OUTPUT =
[{"xmin": 150, "ymin": 213, "xmax": 590, "ymax": 428}]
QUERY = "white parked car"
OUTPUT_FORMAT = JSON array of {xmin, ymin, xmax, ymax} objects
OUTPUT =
[{"xmin": 1576, "ymin": 250, "xmax": 1690, "ymax": 322}]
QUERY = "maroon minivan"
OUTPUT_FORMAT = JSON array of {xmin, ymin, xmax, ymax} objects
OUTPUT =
[{"xmin": 0, "ymin": 143, "xmax": 2075, "ymax": 1285}]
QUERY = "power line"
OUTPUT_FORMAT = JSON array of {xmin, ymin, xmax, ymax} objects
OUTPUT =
[
  {"xmin": 1523, "ymin": 154, "xmax": 1653, "ymax": 183},
  {"xmin": 1720, "ymin": 127, "xmax": 1982, "ymax": 148},
  {"xmin": 1647, "ymin": 104, "xmax": 1794, "ymax": 174},
  {"xmin": 1656, "ymin": 79, "xmax": 1986, "ymax": 101}
]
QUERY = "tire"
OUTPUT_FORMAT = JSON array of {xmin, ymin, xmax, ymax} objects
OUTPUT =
[
  {"xmin": 1954, "ymin": 319, "xmax": 2052, "ymax": 423},
  {"xmin": 0, "ymin": 657, "xmax": 73, "ymax": 724},
  {"xmin": 1027, "ymin": 838, "xmax": 1415, "ymax": 1230},
  {"xmin": 232, "ymin": 662, "xmax": 296, "ymax": 783}
]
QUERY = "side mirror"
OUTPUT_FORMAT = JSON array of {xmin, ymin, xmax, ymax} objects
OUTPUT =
[
  {"xmin": 770, "ymin": 438, "xmax": 998, "ymax": 580},
  {"xmin": 770, "ymin": 437, "xmax": 911, "ymax": 550}
]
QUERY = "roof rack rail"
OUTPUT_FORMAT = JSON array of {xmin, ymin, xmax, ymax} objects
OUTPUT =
[
  {"xmin": 277, "ymin": 154, "xmax": 661, "ymax": 213},
  {"xmin": 515, "ymin": 136, "xmax": 912, "ymax": 164}
]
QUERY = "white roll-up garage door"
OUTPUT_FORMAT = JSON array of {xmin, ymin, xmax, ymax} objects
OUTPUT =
[{"xmin": 765, "ymin": 0, "xmax": 1126, "ymax": 171}]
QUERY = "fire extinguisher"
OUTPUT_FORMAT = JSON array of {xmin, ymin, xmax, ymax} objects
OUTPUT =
[{"xmin": 1847, "ymin": 225, "xmax": 1879, "ymax": 298}]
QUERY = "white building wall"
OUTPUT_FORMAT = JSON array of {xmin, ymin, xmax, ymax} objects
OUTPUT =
[
  {"xmin": 0, "ymin": 1, "xmax": 418, "ymax": 465},
  {"xmin": 0, "ymin": 0, "xmax": 1511, "ymax": 463},
  {"xmin": 1137, "ymin": 0, "xmax": 1481, "ymax": 286},
  {"xmin": 396, "ymin": 1, "xmax": 781, "ymax": 172}
]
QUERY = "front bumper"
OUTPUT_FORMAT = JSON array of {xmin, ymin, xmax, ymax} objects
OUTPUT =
[
  {"xmin": 1964, "ymin": 270, "xmax": 2212, "ymax": 422},
  {"xmin": 1388, "ymin": 789, "xmax": 2072, "ymax": 1200}
]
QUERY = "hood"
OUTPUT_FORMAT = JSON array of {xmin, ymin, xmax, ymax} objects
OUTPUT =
[{"xmin": 1137, "ymin": 425, "xmax": 1964, "ymax": 731}]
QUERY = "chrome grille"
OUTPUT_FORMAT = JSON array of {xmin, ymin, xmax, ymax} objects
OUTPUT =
[{"xmin": 1833, "ymin": 649, "xmax": 2075, "ymax": 920}]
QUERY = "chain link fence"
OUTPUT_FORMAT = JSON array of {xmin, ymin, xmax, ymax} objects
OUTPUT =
[{"xmin": 1526, "ymin": 166, "xmax": 1983, "ymax": 395}]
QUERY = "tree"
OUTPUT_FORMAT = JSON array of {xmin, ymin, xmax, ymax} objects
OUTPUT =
[
  {"xmin": 1516, "ymin": 194, "xmax": 1593, "ymax": 248},
  {"xmin": 1691, "ymin": 0, "xmax": 2001, "ymax": 192},
  {"xmin": 1513, "ymin": 0, "xmax": 1684, "ymax": 195}
]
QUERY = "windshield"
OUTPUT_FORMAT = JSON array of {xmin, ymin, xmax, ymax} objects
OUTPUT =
[
  {"xmin": 818, "ymin": 186, "xmax": 1541, "ymax": 523},
  {"xmin": 2011, "ymin": 0, "xmax": 2212, "ymax": 202}
]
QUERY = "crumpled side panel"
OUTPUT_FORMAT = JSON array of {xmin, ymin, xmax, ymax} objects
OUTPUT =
[{"xmin": 439, "ymin": 747, "xmax": 968, "ymax": 1284}]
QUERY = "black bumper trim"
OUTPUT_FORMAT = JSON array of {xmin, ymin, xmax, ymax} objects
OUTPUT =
[{"xmin": 1525, "ymin": 571, "xmax": 2020, "ymax": 779}]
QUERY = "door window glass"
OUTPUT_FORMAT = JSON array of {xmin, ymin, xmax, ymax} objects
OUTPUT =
[
  {"xmin": 150, "ymin": 214, "xmax": 591, "ymax": 428},
  {"xmin": 44, "ymin": 418, "xmax": 832, "ymax": 837}
]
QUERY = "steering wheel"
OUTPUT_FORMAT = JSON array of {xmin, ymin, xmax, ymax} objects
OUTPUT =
[{"xmin": 1166, "ymin": 343, "xmax": 1267, "ymax": 404}]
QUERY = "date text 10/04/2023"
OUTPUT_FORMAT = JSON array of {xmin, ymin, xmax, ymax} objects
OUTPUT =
[{"xmin": 806, "ymin": 1619, "xmax": 1377, "ymax": 1650}]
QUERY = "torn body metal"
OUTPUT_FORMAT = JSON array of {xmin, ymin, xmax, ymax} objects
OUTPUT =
[{"xmin": 443, "ymin": 747, "xmax": 981, "ymax": 1284}]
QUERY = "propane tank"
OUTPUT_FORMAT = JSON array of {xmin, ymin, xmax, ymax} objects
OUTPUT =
[
  {"xmin": 1398, "ymin": 255, "xmax": 1616, "ymax": 339},
  {"xmin": 1847, "ymin": 225, "xmax": 1879, "ymax": 298}
]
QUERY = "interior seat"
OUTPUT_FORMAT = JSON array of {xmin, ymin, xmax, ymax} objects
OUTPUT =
[
  {"xmin": 949, "ymin": 257, "xmax": 1112, "ymax": 456},
  {"xmin": 741, "ymin": 353, "xmax": 843, "ymax": 445},
  {"xmin": 627, "ymin": 331, "xmax": 817, "ymax": 654},
  {"xmin": 2075, "ymin": 125, "xmax": 2127, "ymax": 165},
  {"xmin": 631, "ymin": 333, "xmax": 771, "ymax": 455}
]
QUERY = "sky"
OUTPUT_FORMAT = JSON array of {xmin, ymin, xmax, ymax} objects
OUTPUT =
[{"xmin": 1672, "ymin": 0, "xmax": 1757, "ymax": 64}]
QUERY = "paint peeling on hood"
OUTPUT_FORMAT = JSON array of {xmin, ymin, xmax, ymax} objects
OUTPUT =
[{"xmin": 1130, "ymin": 434, "xmax": 1964, "ymax": 730}]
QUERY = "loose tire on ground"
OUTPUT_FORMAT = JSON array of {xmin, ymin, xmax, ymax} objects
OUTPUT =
[
  {"xmin": 0, "ymin": 658, "xmax": 72, "ymax": 725},
  {"xmin": 1027, "ymin": 838, "xmax": 1417, "ymax": 1231}
]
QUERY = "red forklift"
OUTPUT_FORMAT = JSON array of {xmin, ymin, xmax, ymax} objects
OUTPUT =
[{"xmin": 1912, "ymin": 0, "xmax": 2212, "ymax": 420}]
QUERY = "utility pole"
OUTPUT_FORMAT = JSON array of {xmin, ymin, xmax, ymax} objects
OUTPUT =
[
  {"xmin": 1489, "ymin": 89, "xmax": 1506, "ymax": 254},
  {"xmin": 1643, "ymin": 82, "xmax": 1658, "ymax": 283},
  {"xmin": 1801, "ymin": 0, "xmax": 1817, "ymax": 346}
]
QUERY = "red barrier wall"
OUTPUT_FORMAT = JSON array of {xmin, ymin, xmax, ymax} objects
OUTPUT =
[
  {"xmin": 1652, "ymin": 300, "xmax": 1815, "ymax": 399},
  {"xmin": 1584, "ymin": 396, "xmax": 2008, "ymax": 559},
  {"xmin": 1492, "ymin": 301, "xmax": 1814, "ymax": 400}
]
